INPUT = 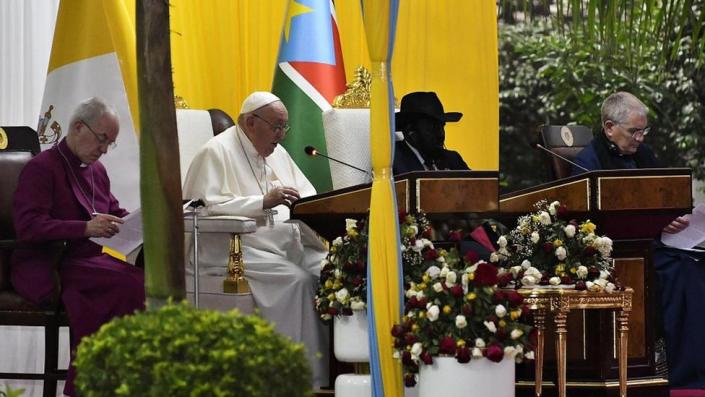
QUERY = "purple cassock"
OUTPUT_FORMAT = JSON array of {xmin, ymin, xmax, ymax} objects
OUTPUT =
[{"xmin": 10, "ymin": 138, "xmax": 145, "ymax": 396}]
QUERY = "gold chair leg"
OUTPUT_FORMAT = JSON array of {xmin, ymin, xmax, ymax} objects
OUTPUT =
[{"xmin": 223, "ymin": 233, "xmax": 250, "ymax": 293}]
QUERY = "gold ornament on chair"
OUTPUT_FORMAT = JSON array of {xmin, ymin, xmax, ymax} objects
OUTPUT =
[
  {"xmin": 0, "ymin": 128, "xmax": 7, "ymax": 150},
  {"xmin": 333, "ymin": 66, "xmax": 372, "ymax": 108},
  {"xmin": 223, "ymin": 233, "xmax": 250, "ymax": 293}
]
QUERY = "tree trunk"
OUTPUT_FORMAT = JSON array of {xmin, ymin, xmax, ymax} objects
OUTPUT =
[{"xmin": 136, "ymin": 0, "xmax": 185, "ymax": 307}]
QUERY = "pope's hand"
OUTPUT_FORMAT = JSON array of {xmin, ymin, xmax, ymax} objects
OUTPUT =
[
  {"xmin": 85, "ymin": 213, "xmax": 124, "ymax": 238},
  {"xmin": 663, "ymin": 216, "xmax": 689, "ymax": 234},
  {"xmin": 263, "ymin": 186, "xmax": 301, "ymax": 209}
]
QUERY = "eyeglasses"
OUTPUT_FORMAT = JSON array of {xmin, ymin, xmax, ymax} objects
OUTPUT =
[
  {"xmin": 80, "ymin": 119, "xmax": 117, "ymax": 150},
  {"xmin": 252, "ymin": 113, "xmax": 291, "ymax": 135},
  {"xmin": 616, "ymin": 122, "xmax": 651, "ymax": 138}
]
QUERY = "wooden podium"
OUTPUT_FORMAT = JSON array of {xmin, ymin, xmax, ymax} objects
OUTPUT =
[
  {"xmin": 291, "ymin": 170, "xmax": 499, "ymax": 240},
  {"xmin": 500, "ymin": 168, "xmax": 692, "ymax": 397}
]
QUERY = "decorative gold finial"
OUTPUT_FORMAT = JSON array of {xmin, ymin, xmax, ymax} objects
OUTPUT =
[
  {"xmin": 333, "ymin": 66, "xmax": 372, "ymax": 108},
  {"xmin": 174, "ymin": 95, "xmax": 190, "ymax": 109},
  {"xmin": 0, "ymin": 128, "xmax": 7, "ymax": 150}
]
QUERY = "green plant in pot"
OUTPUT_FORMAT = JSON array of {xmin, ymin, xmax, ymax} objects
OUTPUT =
[{"xmin": 74, "ymin": 301, "xmax": 312, "ymax": 397}]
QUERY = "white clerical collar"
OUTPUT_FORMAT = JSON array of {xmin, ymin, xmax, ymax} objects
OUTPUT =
[{"xmin": 236, "ymin": 125, "xmax": 264, "ymax": 164}]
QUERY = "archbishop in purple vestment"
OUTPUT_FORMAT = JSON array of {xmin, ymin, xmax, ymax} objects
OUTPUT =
[{"xmin": 10, "ymin": 98, "xmax": 144, "ymax": 396}]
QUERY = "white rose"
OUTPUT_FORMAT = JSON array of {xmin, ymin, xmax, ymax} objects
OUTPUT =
[
  {"xmin": 445, "ymin": 271, "xmax": 457, "ymax": 285},
  {"xmin": 427, "ymin": 305, "xmax": 440, "ymax": 321},
  {"xmin": 332, "ymin": 237, "xmax": 343, "ymax": 246},
  {"xmin": 510, "ymin": 266, "xmax": 523, "ymax": 277},
  {"xmin": 461, "ymin": 273, "xmax": 469, "ymax": 287},
  {"xmin": 422, "ymin": 239, "xmax": 434, "ymax": 249},
  {"xmin": 511, "ymin": 329, "xmax": 524, "ymax": 340},
  {"xmin": 475, "ymin": 338, "xmax": 486, "ymax": 348},
  {"xmin": 433, "ymin": 282, "xmax": 444, "ymax": 293},
  {"xmin": 504, "ymin": 346, "xmax": 518, "ymax": 358},
  {"xmin": 521, "ymin": 275, "xmax": 538, "ymax": 286},
  {"xmin": 586, "ymin": 281, "xmax": 595, "ymax": 290},
  {"xmin": 455, "ymin": 315, "xmax": 468, "ymax": 329},
  {"xmin": 319, "ymin": 259, "xmax": 329, "ymax": 269},
  {"xmin": 531, "ymin": 231, "xmax": 540, "ymax": 244},
  {"xmin": 564, "ymin": 224, "xmax": 576, "ymax": 238},
  {"xmin": 595, "ymin": 236, "xmax": 613, "ymax": 257},
  {"xmin": 393, "ymin": 351, "xmax": 401, "ymax": 360},
  {"xmin": 521, "ymin": 259, "xmax": 532, "ymax": 269},
  {"xmin": 549, "ymin": 201, "xmax": 560, "ymax": 215},
  {"xmin": 440, "ymin": 266, "xmax": 449, "ymax": 278},
  {"xmin": 416, "ymin": 290, "xmax": 425, "ymax": 300},
  {"xmin": 426, "ymin": 265, "xmax": 441, "ymax": 279},
  {"xmin": 345, "ymin": 218, "xmax": 357, "ymax": 233},
  {"xmin": 605, "ymin": 282, "xmax": 616, "ymax": 293},
  {"xmin": 525, "ymin": 267, "xmax": 542, "ymax": 278},
  {"xmin": 408, "ymin": 225, "xmax": 419, "ymax": 236},
  {"xmin": 489, "ymin": 252, "xmax": 500, "ymax": 263},
  {"xmin": 411, "ymin": 342, "xmax": 423, "ymax": 357},
  {"xmin": 525, "ymin": 351, "xmax": 535, "ymax": 360},
  {"xmin": 436, "ymin": 255, "xmax": 446, "ymax": 263},
  {"xmin": 576, "ymin": 265, "xmax": 588, "ymax": 279},
  {"xmin": 350, "ymin": 300, "xmax": 366, "ymax": 310},
  {"xmin": 599, "ymin": 270, "xmax": 610, "ymax": 280},
  {"xmin": 498, "ymin": 236, "xmax": 508, "ymax": 248},
  {"xmin": 484, "ymin": 320, "xmax": 497, "ymax": 333},
  {"xmin": 412, "ymin": 239, "xmax": 424, "ymax": 252},
  {"xmin": 539, "ymin": 211, "xmax": 552, "ymax": 225},
  {"xmin": 549, "ymin": 276, "xmax": 561, "ymax": 286},
  {"xmin": 595, "ymin": 278, "xmax": 608, "ymax": 288},
  {"xmin": 472, "ymin": 347, "xmax": 483, "ymax": 358},
  {"xmin": 495, "ymin": 304, "xmax": 507, "ymax": 318},
  {"xmin": 335, "ymin": 288, "xmax": 349, "ymax": 303},
  {"xmin": 334, "ymin": 269, "xmax": 342, "ymax": 279},
  {"xmin": 555, "ymin": 246, "xmax": 567, "ymax": 261}
]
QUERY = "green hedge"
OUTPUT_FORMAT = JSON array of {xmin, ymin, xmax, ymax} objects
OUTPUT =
[
  {"xmin": 74, "ymin": 302, "xmax": 312, "ymax": 397},
  {"xmin": 499, "ymin": 23, "xmax": 705, "ymax": 193}
]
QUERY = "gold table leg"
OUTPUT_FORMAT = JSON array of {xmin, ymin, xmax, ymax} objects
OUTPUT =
[
  {"xmin": 554, "ymin": 310, "xmax": 568, "ymax": 397},
  {"xmin": 617, "ymin": 309, "xmax": 630, "ymax": 397},
  {"xmin": 534, "ymin": 309, "xmax": 546, "ymax": 397}
]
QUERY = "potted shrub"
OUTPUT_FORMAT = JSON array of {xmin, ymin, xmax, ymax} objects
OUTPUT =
[
  {"xmin": 392, "ymin": 253, "xmax": 535, "ymax": 397},
  {"xmin": 74, "ymin": 301, "xmax": 312, "ymax": 397},
  {"xmin": 491, "ymin": 200, "xmax": 619, "ymax": 291}
]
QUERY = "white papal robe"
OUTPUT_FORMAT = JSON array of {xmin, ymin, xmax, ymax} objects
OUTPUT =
[{"xmin": 182, "ymin": 125, "xmax": 329, "ymax": 386}]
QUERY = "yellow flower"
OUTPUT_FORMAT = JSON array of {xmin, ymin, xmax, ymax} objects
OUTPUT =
[
  {"xmin": 553, "ymin": 239, "xmax": 563, "ymax": 247},
  {"xmin": 499, "ymin": 319, "xmax": 507, "ymax": 328},
  {"xmin": 443, "ymin": 305, "xmax": 452, "ymax": 315},
  {"xmin": 466, "ymin": 292, "xmax": 477, "ymax": 301},
  {"xmin": 468, "ymin": 273, "xmax": 475, "ymax": 281},
  {"xmin": 328, "ymin": 293, "xmax": 335, "ymax": 301},
  {"xmin": 412, "ymin": 324, "xmax": 419, "ymax": 332},
  {"xmin": 417, "ymin": 283, "xmax": 427, "ymax": 291},
  {"xmin": 510, "ymin": 310, "xmax": 522, "ymax": 320},
  {"xmin": 418, "ymin": 311, "xmax": 426, "ymax": 319},
  {"xmin": 456, "ymin": 339, "xmax": 466, "ymax": 347},
  {"xmin": 347, "ymin": 229, "xmax": 358, "ymax": 238},
  {"xmin": 324, "ymin": 280, "xmax": 333, "ymax": 289},
  {"xmin": 555, "ymin": 263, "xmax": 565, "ymax": 274},
  {"xmin": 581, "ymin": 221, "xmax": 596, "ymax": 234},
  {"xmin": 569, "ymin": 267, "xmax": 577, "ymax": 274},
  {"xmin": 422, "ymin": 274, "xmax": 431, "ymax": 283}
]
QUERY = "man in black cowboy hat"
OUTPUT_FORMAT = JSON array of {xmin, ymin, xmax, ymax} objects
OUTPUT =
[{"xmin": 393, "ymin": 91, "xmax": 470, "ymax": 175}]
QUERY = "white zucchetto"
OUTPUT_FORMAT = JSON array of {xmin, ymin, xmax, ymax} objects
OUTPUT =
[{"xmin": 239, "ymin": 91, "xmax": 282, "ymax": 115}]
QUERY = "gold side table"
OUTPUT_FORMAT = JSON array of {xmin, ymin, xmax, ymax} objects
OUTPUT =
[{"xmin": 517, "ymin": 287, "xmax": 634, "ymax": 397}]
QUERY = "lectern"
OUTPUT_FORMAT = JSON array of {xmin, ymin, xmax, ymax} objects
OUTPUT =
[{"xmin": 500, "ymin": 168, "xmax": 692, "ymax": 397}]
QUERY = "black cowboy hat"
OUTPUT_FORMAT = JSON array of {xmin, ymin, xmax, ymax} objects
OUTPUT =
[{"xmin": 395, "ymin": 92, "xmax": 462, "ymax": 125}]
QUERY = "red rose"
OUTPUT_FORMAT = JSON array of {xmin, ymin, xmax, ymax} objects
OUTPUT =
[
  {"xmin": 506, "ymin": 290, "xmax": 523, "ymax": 307},
  {"xmin": 588, "ymin": 266, "xmax": 600, "ymax": 279},
  {"xmin": 496, "ymin": 327, "xmax": 507, "ymax": 341},
  {"xmin": 498, "ymin": 272, "xmax": 513, "ymax": 287},
  {"xmin": 463, "ymin": 250, "xmax": 480, "ymax": 265},
  {"xmin": 394, "ymin": 338, "xmax": 405, "ymax": 349},
  {"xmin": 486, "ymin": 343, "xmax": 504, "ymax": 363},
  {"xmin": 422, "ymin": 227, "xmax": 433, "ymax": 239},
  {"xmin": 404, "ymin": 373, "xmax": 417, "ymax": 387},
  {"xmin": 584, "ymin": 246, "xmax": 597, "ymax": 256},
  {"xmin": 543, "ymin": 242, "xmax": 554, "ymax": 253},
  {"xmin": 404, "ymin": 334, "xmax": 417, "ymax": 346},
  {"xmin": 351, "ymin": 276, "xmax": 364, "ymax": 286},
  {"xmin": 560, "ymin": 275, "xmax": 573, "ymax": 285},
  {"xmin": 391, "ymin": 324, "xmax": 406, "ymax": 338},
  {"xmin": 450, "ymin": 284, "xmax": 464, "ymax": 298},
  {"xmin": 406, "ymin": 296, "xmax": 418, "ymax": 312},
  {"xmin": 424, "ymin": 249, "xmax": 439, "ymax": 261},
  {"xmin": 402, "ymin": 350, "xmax": 414, "ymax": 365},
  {"xmin": 421, "ymin": 351, "xmax": 433, "ymax": 365},
  {"xmin": 327, "ymin": 307, "xmax": 338, "ymax": 315},
  {"xmin": 398, "ymin": 211, "xmax": 408, "ymax": 224},
  {"xmin": 417, "ymin": 297, "xmax": 429, "ymax": 309},
  {"xmin": 456, "ymin": 346, "xmax": 471, "ymax": 363},
  {"xmin": 439, "ymin": 336, "xmax": 456, "ymax": 354},
  {"xmin": 356, "ymin": 260, "xmax": 366, "ymax": 273},
  {"xmin": 448, "ymin": 230, "xmax": 463, "ymax": 242},
  {"xmin": 493, "ymin": 290, "xmax": 506, "ymax": 304},
  {"xmin": 462, "ymin": 303, "xmax": 473, "ymax": 316},
  {"xmin": 342, "ymin": 261, "xmax": 355, "ymax": 271},
  {"xmin": 575, "ymin": 280, "xmax": 587, "ymax": 291},
  {"xmin": 474, "ymin": 263, "xmax": 499, "ymax": 286},
  {"xmin": 557, "ymin": 204, "xmax": 569, "ymax": 218}
]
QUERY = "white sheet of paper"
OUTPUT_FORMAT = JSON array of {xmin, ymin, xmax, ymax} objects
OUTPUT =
[
  {"xmin": 90, "ymin": 208, "xmax": 143, "ymax": 256},
  {"xmin": 661, "ymin": 204, "xmax": 705, "ymax": 250}
]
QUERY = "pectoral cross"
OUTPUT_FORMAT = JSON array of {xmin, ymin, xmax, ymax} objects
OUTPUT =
[{"xmin": 264, "ymin": 208, "xmax": 278, "ymax": 227}]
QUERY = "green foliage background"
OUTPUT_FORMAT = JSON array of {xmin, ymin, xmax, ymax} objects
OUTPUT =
[
  {"xmin": 74, "ymin": 302, "xmax": 312, "ymax": 397},
  {"xmin": 498, "ymin": 2, "xmax": 705, "ymax": 193}
]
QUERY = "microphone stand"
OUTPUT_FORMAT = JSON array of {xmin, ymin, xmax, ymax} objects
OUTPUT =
[
  {"xmin": 186, "ymin": 199, "xmax": 205, "ymax": 308},
  {"xmin": 535, "ymin": 143, "xmax": 590, "ymax": 173}
]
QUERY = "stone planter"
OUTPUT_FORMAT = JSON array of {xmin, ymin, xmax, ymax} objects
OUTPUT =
[
  {"xmin": 418, "ymin": 356, "xmax": 515, "ymax": 397},
  {"xmin": 334, "ymin": 309, "xmax": 369, "ymax": 362}
]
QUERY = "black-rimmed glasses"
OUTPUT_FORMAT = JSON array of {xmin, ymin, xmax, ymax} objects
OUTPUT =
[
  {"xmin": 81, "ymin": 119, "xmax": 117, "ymax": 150},
  {"xmin": 252, "ymin": 113, "xmax": 291, "ymax": 135}
]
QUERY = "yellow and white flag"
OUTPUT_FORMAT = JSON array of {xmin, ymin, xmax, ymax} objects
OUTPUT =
[{"xmin": 37, "ymin": 0, "xmax": 140, "ymax": 210}]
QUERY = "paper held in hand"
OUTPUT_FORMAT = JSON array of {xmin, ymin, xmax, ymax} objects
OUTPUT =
[
  {"xmin": 661, "ymin": 203, "xmax": 705, "ymax": 250},
  {"xmin": 90, "ymin": 209, "xmax": 143, "ymax": 262}
]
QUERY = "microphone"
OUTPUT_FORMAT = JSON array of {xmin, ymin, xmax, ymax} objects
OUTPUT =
[
  {"xmin": 534, "ymin": 143, "xmax": 590, "ymax": 173},
  {"xmin": 184, "ymin": 198, "xmax": 205, "ymax": 209},
  {"xmin": 304, "ymin": 146, "xmax": 372, "ymax": 176}
]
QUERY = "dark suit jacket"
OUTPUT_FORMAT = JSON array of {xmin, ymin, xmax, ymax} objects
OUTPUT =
[{"xmin": 393, "ymin": 141, "xmax": 470, "ymax": 175}]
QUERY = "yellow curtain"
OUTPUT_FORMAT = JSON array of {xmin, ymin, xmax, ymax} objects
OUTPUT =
[{"xmin": 169, "ymin": 0, "xmax": 498, "ymax": 170}]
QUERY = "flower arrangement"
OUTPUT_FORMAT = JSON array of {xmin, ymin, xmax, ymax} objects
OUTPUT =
[
  {"xmin": 491, "ymin": 200, "xmax": 618, "ymax": 291},
  {"xmin": 315, "ymin": 212, "xmax": 443, "ymax": 320},
  {"xmin": 391, "ymin": 253, "xmax": 535, "ymax": 387}
]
